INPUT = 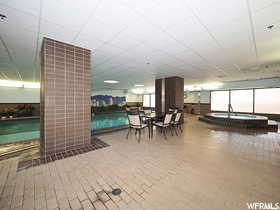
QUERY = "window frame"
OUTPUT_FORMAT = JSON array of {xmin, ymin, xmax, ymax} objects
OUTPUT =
[{"xmin": 210, "ymin": 87, "xmax": 280, "ymax": 114}]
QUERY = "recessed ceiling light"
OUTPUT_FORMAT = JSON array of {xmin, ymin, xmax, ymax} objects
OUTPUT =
[
  {"xmin": 267, "ymin": 25, "xmax": 274, "ymax": 29},
  {"xmin": 134, "ymin": 84, "xmax": 144, "ymax": 87},
  {"xmin": 104, "ymin": 80, "xmax": 119, "ymax": 84}
]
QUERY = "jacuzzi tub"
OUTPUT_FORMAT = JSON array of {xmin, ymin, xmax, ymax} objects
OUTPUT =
[{"xmin": 199, "ymin": 112, "xmax": 277, "ymax": 130}]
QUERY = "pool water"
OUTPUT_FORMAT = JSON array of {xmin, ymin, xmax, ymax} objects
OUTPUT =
[
  {"xmin": 213, "ymin": 113, "xmax": 257, "ymax": 119},
  {"xmin": 0, "ymin": 112, "xmax": 128, "ymax": 145}
]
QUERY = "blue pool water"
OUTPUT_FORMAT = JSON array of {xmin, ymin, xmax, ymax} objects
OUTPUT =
[
  {"xmin": 212, "ymin": 113, "xmax": 257, "ymax": 118},
  {"xmin": 0, "ymin": 112, "xmax": 128, "ymax": 145}
]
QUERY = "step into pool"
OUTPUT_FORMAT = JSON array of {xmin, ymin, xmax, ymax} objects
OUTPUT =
[{"xmin": 0, "ymin": 112, "xmax": 128, "ymax": 145}]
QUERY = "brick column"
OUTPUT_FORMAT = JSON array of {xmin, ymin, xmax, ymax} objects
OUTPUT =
[
  {"xmin": 155, "ymin": 77, "xmax": 184, "ymax": 120},
  {"xmin": 40, "ymin": 37, "xmax": 91, "ymax": 156}
]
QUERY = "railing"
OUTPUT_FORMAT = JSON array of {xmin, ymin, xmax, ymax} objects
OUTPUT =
[{"xmin": 228, "ymin": 104, "xmax": 233, "ymax": 113}]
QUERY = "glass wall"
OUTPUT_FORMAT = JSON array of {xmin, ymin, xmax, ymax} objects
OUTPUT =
[
  {"xmin": 255, "ymin": 88, "xmax": 280, "ymax": 114},
  {"xmin": 143, "ymin": 95, "xmax": 150, "ymax": 107},
  {"xmin": 211, "ymin": 87, "xmax": 280, "ymax": 114},
  {"xmin": 231, "ymin": 89, "xmax": 253, "ymax": 113},
  {"xmin": 143, "ymin": 94, "xmax": 155, "ymax": 107},
  {"xmin": 211, "ymin": 91, "xmax": 229, "ymax": 111},
  {"xmin": 151, "ymin": 94, "xmax": 155, "ymax": 108}
]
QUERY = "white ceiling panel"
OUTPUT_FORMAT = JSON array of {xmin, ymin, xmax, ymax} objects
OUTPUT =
[
  {"xmin": 0, "ymin": 0, "xmax": 279, "ymax": 90},
  {"xmin": 187, "ymin": 0, "xmax": 248, "ymax": 29},
  {"xmin": 252, "ymin": 3, "xmax": 280, "ymax": 29},
  {"xmin": 42, "ymin": 0, "xmax": 101, "ymax": 31},
  {"xmin": 0, "ymin": 0, "xmax": 40, "ymax": 16}
]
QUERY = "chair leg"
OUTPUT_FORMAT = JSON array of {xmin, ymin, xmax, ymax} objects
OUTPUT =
[
  {"xmin": 163, "ymin": 127, "xmax": 167, "ymax": 139},
  {"xmin": 169, "ymin": 126, "xmax": 173, "ymax": 136},
  {"xmin": 138, "ymin": 129, "xmax": 141, "ymax": 142},
  {"xmin": 174, "ymin": 125, "xmax": 178, "ymax": 136},
  {"xmin": 179, "ymin": 124, "xmax": 183, "ymax": 132},
  {"xmin": 126, "ymin": 128, "xmax": 131, "ymax": 139}
]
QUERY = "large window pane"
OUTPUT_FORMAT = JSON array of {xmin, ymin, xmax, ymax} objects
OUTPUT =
[
  {"xmin": 151, "ymin": 94, "xmax": 155, "ymax": 107},
  {"xmin": 231, "ymin": 89, "xmax": 253, "ymax": 112},
  {"xmin": 255, "ymin": 88, "xmax": 280, "ymax": 114},
  {"xmin": 211, "ymin": 91, "xmax": 229, "ymax": 111},
  {"xmin": 143, "ymin": 94, "xmax": 150, "ymax": 107}
]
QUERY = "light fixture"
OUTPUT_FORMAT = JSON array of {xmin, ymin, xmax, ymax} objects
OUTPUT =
[
  {"xmin": 104, "ymin": 80, "xmax": 119, "ymax": 84},
  {"xmin": 146, "ymin": 88, "xmax": 155, "ymax": 94},
  {"xmin": 201, "ymin": 82, "xmax": 223, "ymax": 90},
  {"xmin": 134, "ymin": 84, "xmax": 144, "ymax": 87},
  {"xmin": 0, "ymin": 80, "xmax": 40, "ymax": 88},
  {"xmin": 184, "ymin": 82, "xmax": 223, "ymax": 91},
  {"xmin": 132, "ymin": 87, "xmax": 154, "ymax": 94},
  {"xmin": 184, "ymin": 85, "xmax": 201, "ymax": 91},
  {"xmin": 23, "ymin": 82, "xmax": 40, "ymax": 88},
  {"xmin": 132, "ymin": 88, "xmax": 144, "ymax": 94}
]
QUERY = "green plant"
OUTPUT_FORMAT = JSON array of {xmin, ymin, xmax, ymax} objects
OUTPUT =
[
  {"xmin": 16, "ymin": 104, "xmax": 35, "ymax": 117},
  {"xmin": 2, "ymin": 108, "xmax": 17, "ymax": 117}
]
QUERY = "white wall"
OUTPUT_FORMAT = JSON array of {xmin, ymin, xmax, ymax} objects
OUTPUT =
[
  {"xmin": 184, "ymin": 90, "xmax": 210, "ymax": 103},
  {"xmin": 0, "ymin": 87, "xmax": 40, "ymax": 103},
  {"xmin": 0, "ymin": 87, "xmax": 142, "ymax": 103}
]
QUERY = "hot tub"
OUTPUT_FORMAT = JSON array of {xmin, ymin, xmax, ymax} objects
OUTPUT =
[{"xmin": 199, "ymin": 112, "xmax": 278, "ymax": 130}]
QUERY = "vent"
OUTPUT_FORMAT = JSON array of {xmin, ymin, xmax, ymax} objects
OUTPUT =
[{"xmin": 0, "ymin": 14, "xmax": 7, "ymax": 20}]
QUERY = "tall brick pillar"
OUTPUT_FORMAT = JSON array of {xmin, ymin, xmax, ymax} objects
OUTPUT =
[{"xmin": 40, "ymin": 37, "xmax": 91, "ymax": 156}]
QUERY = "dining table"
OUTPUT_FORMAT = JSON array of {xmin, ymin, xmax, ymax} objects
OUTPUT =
[{"xmin": 140, "ymin": 112, "xmax": 165, "ymax": 138}]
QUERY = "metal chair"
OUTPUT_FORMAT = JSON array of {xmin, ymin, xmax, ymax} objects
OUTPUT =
[
  {"xmin": 171, "ymin": 112, "xmax": 183, "ymax": 135},
  {"xmin": 126, "ymin": 113, "xmax": 149, "ymax": 140},
  {"xmin": 152, "ymin": 113, "xmax": 173, "ymax": 139}
]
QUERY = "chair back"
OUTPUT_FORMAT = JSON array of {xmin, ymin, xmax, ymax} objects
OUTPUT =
[
  {"xmin": 169, "ymin": 108, "xmax": 178, "ymax": 114},
  {"xmin": 127, "ymin": 114, "xmax": 141, "ymax": 126},
  {"xmin": 174, "ymin": 112, "xmax": 182, "ymax": 122},
  {"xmin": 163, "ymin": 113, "xmax": 173, "ymax": 125}
]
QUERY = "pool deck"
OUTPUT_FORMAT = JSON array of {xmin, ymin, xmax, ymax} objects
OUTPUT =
[{"xmin": 0, "ymin": 114, "xmax": 279, "ymax": 210}]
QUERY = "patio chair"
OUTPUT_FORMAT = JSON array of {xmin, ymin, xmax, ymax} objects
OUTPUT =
[
  {"xmin": 152, "ymin": 113, "xmax": 173, "ymax": 139},
  {"xmin": 171, "ymin": 111, "xmax": 183, "ymax": 136},
  {"xmin": 126, "ymin": 113, "xmax": 149, "ymax": 140},
  {"xmin": 169, "ymin": 107, "xmax": 178, "ymax": 114}
]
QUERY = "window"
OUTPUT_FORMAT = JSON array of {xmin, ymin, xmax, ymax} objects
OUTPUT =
[
  {"xmin": 143, "ymin": 94, "xmax": 155, "ymax": 107},
  {"xmin": 211, "ymin": 91, "xmax": 229, "ymax": 111},
  {"xmin": 151, "ymin": 94, "xmax": 155, "ymax": 107},
  {"xmin": 143, "ymin": 95, "xmax": 150, "ymax": 107},
  {"xmin": 231, "ymin": 89, "xmax": 253, "ymax": 112},
  {"xmin": 255, "ymin": 88, "xmax": 280, "ymax": 114}
]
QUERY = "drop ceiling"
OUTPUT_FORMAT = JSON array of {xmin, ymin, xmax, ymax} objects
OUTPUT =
[{"xmin": 0, "ymin": 0, "xmax": 280, "ymax": 90}]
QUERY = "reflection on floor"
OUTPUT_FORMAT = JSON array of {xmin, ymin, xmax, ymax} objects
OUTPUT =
[
  {"xmin": 0, "ymin": 139, "xmax": 39, "ymax": 158},
  {"xmin": 0, "ymin": 114, "xmax": 279, "ymax": 210}
]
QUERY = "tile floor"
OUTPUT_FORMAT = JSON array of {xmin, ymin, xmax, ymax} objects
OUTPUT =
[{"xmin": 0, "ymin": 114, "xmax": 279, "ymax": 210}]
